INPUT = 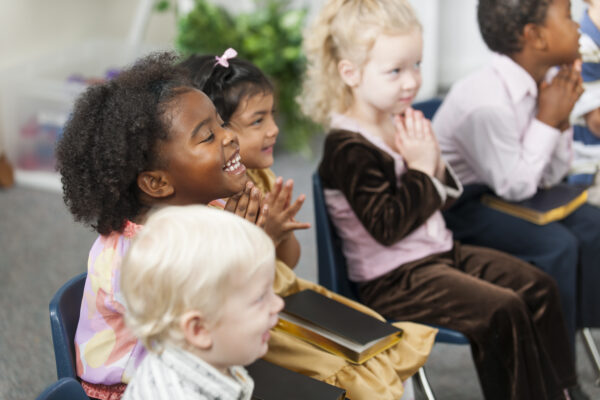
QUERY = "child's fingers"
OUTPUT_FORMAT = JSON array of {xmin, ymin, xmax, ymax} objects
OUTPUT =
[
  {"xmin": 283, "ymin": 220, "xmax": 312, "ymax": 232},
  {"xmin": 282, "ymin": 194, "xmax": 306, "ymax": 220},
  {"xmin": 256, "ymin": 204, "xmax": 269, "ymax": 229},
  {"xmin": 413, "ymin": 110, "xmax": 425, "ymax": 139},
  {"xmin": 244, "ymin": 187, "xmax": 262, "ymax": 223},
  {"xmin": 423, "ymin": 119, "xmax": 435, "ymax": 141},
  {"xmin": 404, "ymin": 108, "xmax": 415, "ymax": 138},
  {"xmin": 233, "ymin": 182, "xmax": 253, "ymax": 218},
  {"xmin": 281, "ymin": 180, "xmax": 294, "ymax": 209},
  {"xmin": 269, "ymin": 177, "xmax": 284, "ymax": 204},
  {"xmin": 394, "ymin": 114, "xmax": 407, "ymax": 138},
  {"xmin": 223, "ymin": 192, "xmax": 242, "ymax": 213}
]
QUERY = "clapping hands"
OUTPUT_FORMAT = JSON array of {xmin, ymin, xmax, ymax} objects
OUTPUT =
[{"xmin": 263, "ymin": 177, "xmax": 311, "ymax": 246}]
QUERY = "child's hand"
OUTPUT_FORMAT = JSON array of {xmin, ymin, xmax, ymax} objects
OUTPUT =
[
  {"xmin": 224, "ymin": 181, "xmax": 269, "ymax": 228},
  {"xmin": 394, "ymin": 107, "xmax": 440, "ymax": 177},
  {"xmin": 263, "ymin": 177, "xmax": 311, "ymax": 246},
  {"xmin": 537, "ymin": 62, "xmax": 584, "ymax": 130},
  {"xmin": 585, "ymin": 107, "xmax": 600, "ymax": 138}
]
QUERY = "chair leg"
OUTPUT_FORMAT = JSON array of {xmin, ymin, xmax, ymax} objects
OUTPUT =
[
  {"xmin": 581, "ymin": 328, "xmax": 600, "ymax": 386},
  {"xmin": 414, "ymin": 367, "xmax": 436, "ymax": 400}
]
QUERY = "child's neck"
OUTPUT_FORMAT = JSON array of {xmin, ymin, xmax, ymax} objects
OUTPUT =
[
  {"xmin": 509, "ymin": 51, "xmax": 551, "ymax": 85},
  {"xmin": 344, "ymin": 102, "xmax": 398, "ymax": 151}
]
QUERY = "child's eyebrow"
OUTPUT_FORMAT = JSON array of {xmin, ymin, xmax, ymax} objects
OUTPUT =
[{"xmin": 190, "ymin": 118, "xmax": 210, "ymax": 139}]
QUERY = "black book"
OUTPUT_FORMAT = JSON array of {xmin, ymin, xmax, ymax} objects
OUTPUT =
[
  {"xmin": 247, "ymin": 359, "xmax": 347, "ymax": 400},
  {"xmin": 275, "ymin": 289, "xmax": 403, "ymax": 364},
  {"xmin": 481, "ymin": 183, "xmax": 588, "ymax": 225}
]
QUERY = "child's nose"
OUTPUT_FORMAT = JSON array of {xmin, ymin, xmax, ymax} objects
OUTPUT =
[
  {"xmin": 267, "ymin": 120, "xmax": 279, "ymax": 138},
  {"xmin": 272, "ymin": 294, "xmax": 284, "ymax": 314},
  {"xmin": 222, "ymin": 126, "xmax": 238, "ymax": 146},
  {"xmin": 403, "ymin": 70, "xmax": 420, "ymax": 90}
]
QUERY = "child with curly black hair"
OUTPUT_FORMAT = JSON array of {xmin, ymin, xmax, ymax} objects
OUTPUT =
[
  {"xmin": 56, "ymin": 52, "xmax": 266, "ymax": 399},
  {"xmin": 179, "ymin": 51, "xmax": 436, "ymax": 400}
]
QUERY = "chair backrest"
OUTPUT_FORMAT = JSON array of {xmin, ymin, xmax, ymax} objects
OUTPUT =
[
  {"xmin": 412, "ymin": 98, "xmax": 442, "ymax": 120},
  {"xmin": 312, "ymin": 172, "xmax": 360, "ymax": 301},
  {"xmin": 49, "ymin": 272, "xmax": 87, "ymax": 379},
  {"xmin": 35, "ymin": 377, "xmax": 89, "ymax": 400}
]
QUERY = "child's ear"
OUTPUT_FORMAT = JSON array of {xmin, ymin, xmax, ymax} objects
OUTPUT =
[
  {"xmin": 180, "ymin": 310, "xmax": 213, "ymax": 350},
  {"xmin": 523, "ymin": 23, "xmax": 547, "ymax": 51},
  {"xmin": 338, "ymin": 59, "xmax": 361, "ymax": 87},
  {"xmin": 137, "ymin": 170, "xmax": 175, "ymax": 199}
]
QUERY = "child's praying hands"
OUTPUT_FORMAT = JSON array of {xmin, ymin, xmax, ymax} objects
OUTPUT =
[
  {"xmin": 537, "ymin": 61, "xmax": 584, "ymax": 131},
  {"xmin": 394, "ymin": 107, "xmax": 441, "ymax": 178}
]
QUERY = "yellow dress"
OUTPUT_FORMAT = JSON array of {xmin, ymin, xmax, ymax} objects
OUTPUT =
[{"xmin": 247, "ymin": 169, "xmax": 436, "ymax": 400}]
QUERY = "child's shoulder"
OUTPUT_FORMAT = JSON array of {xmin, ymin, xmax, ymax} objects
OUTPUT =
[{"xmin": 323, "ymin": 129, "xmax": 382, "ymax": 154}]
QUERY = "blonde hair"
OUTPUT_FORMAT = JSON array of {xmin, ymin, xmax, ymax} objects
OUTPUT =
[
  {"xmin": 121, "ymin": 205, "xmax": 275, "ymax": 352},
  {"xmin": 299, "ymin": 0, "xmax": 421, "ymax": 126}
]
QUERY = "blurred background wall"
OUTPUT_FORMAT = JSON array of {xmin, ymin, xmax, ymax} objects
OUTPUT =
[{"xmin": 0, "ymin": 0, "xmax": 588, "ymax": 155}]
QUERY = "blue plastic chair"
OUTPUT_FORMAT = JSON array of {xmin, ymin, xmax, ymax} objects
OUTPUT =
[
  {"xmin": 412, "ymin": 97, "xmax": 443, "ymax": 119},
  {"xmin": 35, "ymin": 377, "xmax": 89, "ymax": 400},
  {"xmin": 49, "ymin": 272, "xmax": 87, "ymax": 380}
]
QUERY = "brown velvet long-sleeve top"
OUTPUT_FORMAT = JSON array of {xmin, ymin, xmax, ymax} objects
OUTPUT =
[{"xmin": 318, "ymin": 115, "xmax": 462, "ymax": 282}]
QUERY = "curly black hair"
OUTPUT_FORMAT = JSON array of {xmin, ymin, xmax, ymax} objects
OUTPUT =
[
  {"xmin": 178, "ymin": 54, "xmax": 273, "ymax": 123},
  {"xmin": 56, "ymin": 52, "xmax": 193, "ymax": 235},
  {"xmin": 478, "ymin": 0, "xmax": 550, "ymax": 55}
]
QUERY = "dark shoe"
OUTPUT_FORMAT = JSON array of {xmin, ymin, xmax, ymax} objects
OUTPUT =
[{"xmin": 567, "ymin": 385, "xmax": 590, "ymax": 400}]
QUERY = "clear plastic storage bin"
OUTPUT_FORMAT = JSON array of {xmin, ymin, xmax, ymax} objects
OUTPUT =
[{"xmin": 0, "ymin": 39, "xmax": 155, "ymax": 191}]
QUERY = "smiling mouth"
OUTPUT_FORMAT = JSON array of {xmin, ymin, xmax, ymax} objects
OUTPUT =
[{"xmin": 223, "ymin": 153, "xmax": 244, "ymax": 172}]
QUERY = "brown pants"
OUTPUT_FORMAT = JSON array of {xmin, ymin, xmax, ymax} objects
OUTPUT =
[{"xmin": 359, "ymin": 243, "xmax": 576, "ymax": 400}]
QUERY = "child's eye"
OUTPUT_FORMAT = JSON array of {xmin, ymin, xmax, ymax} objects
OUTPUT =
[
  {"xmin": 252, "ymin": 118, "xmax": 264, "ymax": 126},
  {"xmin": 256, "ymin": 292, "xmax": 267, "ymax": 303},
  {"xmin": 389, "ymin": 68, "xmax": 401, "ymax": 75},
  {"xmin": 199, "ymin": 131, "xmax": 215, "ymax": 144},
  {"xmin": 414, "ymin": 61, "xmax": 422, "ymax": 70}
]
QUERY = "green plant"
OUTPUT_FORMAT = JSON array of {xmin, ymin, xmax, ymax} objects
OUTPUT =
[{"xmin": 176, "ymin": 0, "xmax": 320, "ymax": 154}]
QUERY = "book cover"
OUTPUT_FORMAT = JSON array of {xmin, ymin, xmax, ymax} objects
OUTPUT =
[
  {"xmin": 481, "ymin": 183, "xmax": 588, "ymax": 225},
  {"xmin": 247, "ymin": 359, "xmax": 347, "ymax": 400},
  {"xmin": 275, "ymin": 289, "xmax": 403, "ymax": 364}
]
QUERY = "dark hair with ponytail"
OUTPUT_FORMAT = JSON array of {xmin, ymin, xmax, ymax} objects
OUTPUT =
[{"xmin": 179, "ymin": 54, "xmax": 273, "ymax": 123}]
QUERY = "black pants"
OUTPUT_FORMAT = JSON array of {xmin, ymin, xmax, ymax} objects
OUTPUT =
[{"xmin": 359, "ymin": 243, "xmax": 576, "ymax": 400}]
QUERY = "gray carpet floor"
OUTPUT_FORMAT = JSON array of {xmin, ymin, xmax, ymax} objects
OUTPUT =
[{"xmin": 2, "ymin": 149, "xmax": 600, "ymax": 399}]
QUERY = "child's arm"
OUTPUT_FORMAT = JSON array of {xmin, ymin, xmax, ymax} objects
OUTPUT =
[
  {"xmin": 263, "ymin": 178, "xmax": 310, "ymax": 268},
  {"xmin": 320, "ymin": 130, "xmax": 443, "ymax": 246}
]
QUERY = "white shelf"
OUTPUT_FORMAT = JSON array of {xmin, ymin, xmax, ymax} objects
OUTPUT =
[{"xmin": 14, "ymin": 170, "xmax": 61, "ymax": 193}]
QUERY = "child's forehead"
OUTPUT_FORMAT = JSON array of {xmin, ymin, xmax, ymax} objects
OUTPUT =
[
  {"xmin": 168, "ymin": 89, "xmax": 216, "ymax": 120},
  {"xmin": 235, "ymin": 91, "xmax": 275, "ymax": 114}
]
